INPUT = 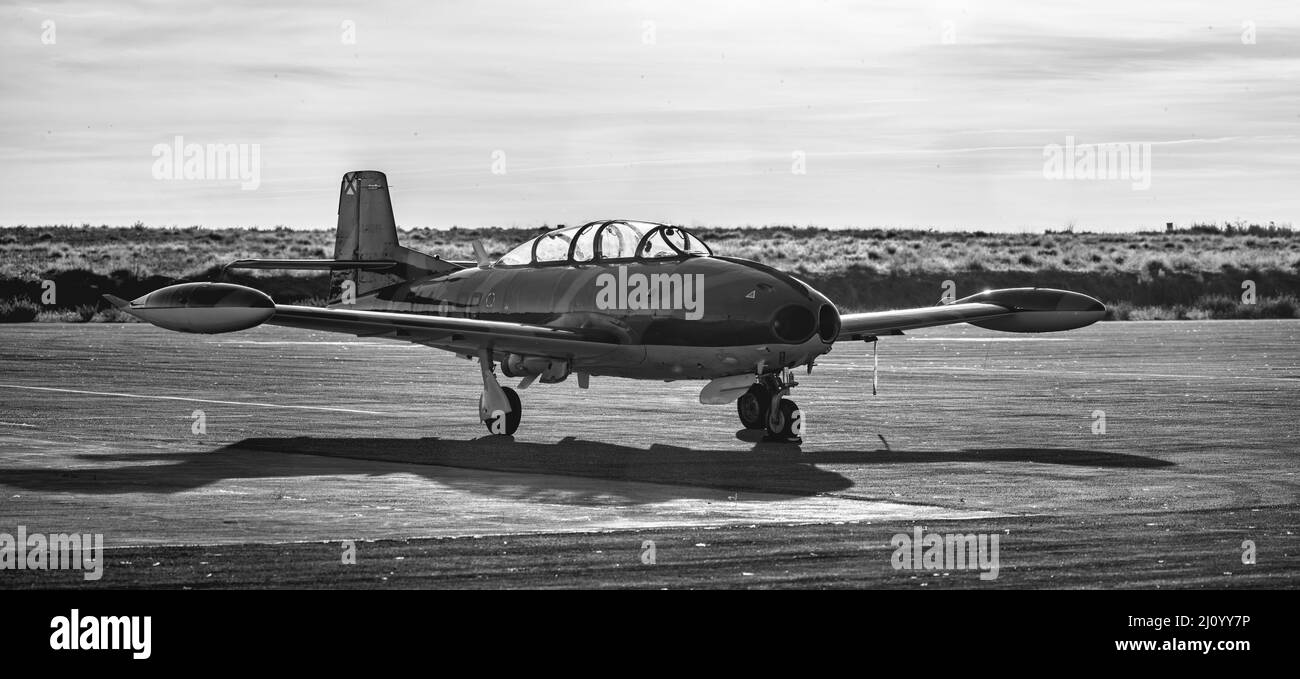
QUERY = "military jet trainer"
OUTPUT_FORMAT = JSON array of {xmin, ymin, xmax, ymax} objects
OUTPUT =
[{"xmin": 108, "ymin": 170, "xmax": 1106, "ymax": 441}]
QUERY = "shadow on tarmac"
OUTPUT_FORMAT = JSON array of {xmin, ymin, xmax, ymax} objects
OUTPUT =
[{"xmin": 0, "ymin": 434, "xmax": 1172, "ymax": 502}]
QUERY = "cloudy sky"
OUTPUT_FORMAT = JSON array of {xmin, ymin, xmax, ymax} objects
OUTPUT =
[{"xmin": 3, "ymin": 0, "xmax": 1297, "ymax": 231}]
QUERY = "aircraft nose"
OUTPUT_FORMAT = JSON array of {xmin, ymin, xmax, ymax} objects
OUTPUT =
[
  {"xmin": 711, "ymin": 256, "xmax": 839, "ymax": 344},
  {"xmin": 769, "ymin": 284, "xmax": 839, "ymax": 344}
]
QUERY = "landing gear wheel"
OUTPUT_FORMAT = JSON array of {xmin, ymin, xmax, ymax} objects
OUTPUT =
[
  {"xmin": 765, "ymin": 398, "xmax": 803, "ymax": 441},
  {"xmin": 737, "ymin": 384, "xmax": 771, "ymax": 430},
  {"xmin": 480, "ymin": 386, "xmax": 522, "ymax": 436}
]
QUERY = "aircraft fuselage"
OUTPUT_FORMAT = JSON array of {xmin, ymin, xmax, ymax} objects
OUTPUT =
[{"xmin": 342, "ymin": 255, "xmax": 841, "ymax": 380}]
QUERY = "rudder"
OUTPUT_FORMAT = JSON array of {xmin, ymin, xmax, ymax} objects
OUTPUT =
[{"xmin": 330, "ymin": 170, "xmax": 457, "ymax": 302}]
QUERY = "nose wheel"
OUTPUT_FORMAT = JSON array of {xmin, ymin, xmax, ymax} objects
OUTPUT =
[
  {"xmin": 736, "ymin": 369, "xmax": 803, "ymax": 442},
  {"xmin": 737, "ymin": 384, "xmax": 770, "ymax": 430},
  {"xmin": 766, "ymin": 397, "xmax": 802, "ymax": 441}
]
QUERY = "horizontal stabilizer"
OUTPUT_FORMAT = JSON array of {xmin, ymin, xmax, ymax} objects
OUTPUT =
[{"xmin": 223, "ymin": 259, "xmax": 398, "ymax": 274}]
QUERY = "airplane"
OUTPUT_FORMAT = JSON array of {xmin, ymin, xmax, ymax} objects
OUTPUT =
[{"xmin": 107, "ymin": 170, "xmax": 1107, "ymax": 442}]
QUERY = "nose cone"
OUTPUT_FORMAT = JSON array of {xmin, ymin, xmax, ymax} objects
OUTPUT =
[{"xmin": 117, "ymin": 282, "xmax": 274, "ymax": 333}]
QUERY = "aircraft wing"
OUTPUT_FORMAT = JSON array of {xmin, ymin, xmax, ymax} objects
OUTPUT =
[
  {"xmin": 267, "ymin": 304, "xmax": 622, "ymax": 357},
  {"xmin": 835, "ymin": 288, "xmax": 1106, "ymax": 341},
  {"xmin": 107, "ymin": 281, "xmax": 1103, "ymax": 355},
  {"xmin": 104, "ymin": 282, "xmax": 623, "ymax": 359},
  {"xmin": 836, "ymin": 302, "xmax": 1013, "ymax": 340}
]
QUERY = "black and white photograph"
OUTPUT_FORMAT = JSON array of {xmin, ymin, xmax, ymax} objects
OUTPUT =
[{"xmin": 1, "ymin": 0, "xmax": 1295, "ymax": 663}]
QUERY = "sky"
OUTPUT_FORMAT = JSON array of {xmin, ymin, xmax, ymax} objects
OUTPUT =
[{"xmin": 2, "ymin": 0, "xmax": 1297, "ymax": 231}]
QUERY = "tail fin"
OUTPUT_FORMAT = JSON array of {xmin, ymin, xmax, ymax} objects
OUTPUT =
[{"xmin": 330, "ymin": 170, "xmax": 459, "ymax": 301}]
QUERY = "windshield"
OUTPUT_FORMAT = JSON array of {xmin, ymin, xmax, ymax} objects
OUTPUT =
[
  {"xmin": 495, "ymin": 221, "xmax": 711, "ymax": 266},
  {"xmin": 498, "ymin": 225, "xmax": 583, "ymax": 266},
  {"xmin": 598, "ymin": 221, "xmax": 655, "ymax": 259}
]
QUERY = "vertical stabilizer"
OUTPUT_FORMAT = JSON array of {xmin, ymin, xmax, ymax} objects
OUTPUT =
[{"xmin": 330, "ymin": 170, "xmax": 458, "ymax": 302}]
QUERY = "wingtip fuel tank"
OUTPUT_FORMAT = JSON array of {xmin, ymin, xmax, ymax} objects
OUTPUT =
[
  {"xmin": 955, "ymin": 287, "xmax": 1106, "ymax": 332},
  {"xmin": 106, "ymin": 282, "xmax": 274, "ymax": 334}
]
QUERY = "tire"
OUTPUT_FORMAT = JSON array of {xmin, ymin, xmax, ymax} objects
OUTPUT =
[
  {"xmin": 737, "ymin": 384, "xmax": 770, "ymax": 429},
  {"xmin": 766, "ymin": 398, "xmax": 803, "ymax": 440},
  {"xmin": 482, "ymin": 386, "xmax": 523, "ymax": 435}
]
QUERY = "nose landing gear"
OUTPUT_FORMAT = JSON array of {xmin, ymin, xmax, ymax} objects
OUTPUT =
[
  {"xmin": 736, "ymin": 368, "xmax": 802, "ymax": 442},
  {"xmin": 478, "ymin": 351, "xmax": 522, "ymax": 435}
]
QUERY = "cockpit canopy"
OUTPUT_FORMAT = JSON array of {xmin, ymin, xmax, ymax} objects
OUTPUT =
[{"xmin": 496, "ymin": 220, "xmax": 712, "ymax": 267}]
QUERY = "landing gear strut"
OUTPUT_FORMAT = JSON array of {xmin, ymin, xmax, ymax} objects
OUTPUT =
[
  {"xmin": 478, "ymin": 351, "xmax": 522, "ymax": 435},
  {"xmin": 736, "ymin": 368, "xmax": 802, "ymax": 441}
]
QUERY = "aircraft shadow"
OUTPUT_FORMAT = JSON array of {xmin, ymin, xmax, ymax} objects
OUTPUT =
[{"xmin": 0, "ymin": 435, "xmax": 1172, "ymax": 504}]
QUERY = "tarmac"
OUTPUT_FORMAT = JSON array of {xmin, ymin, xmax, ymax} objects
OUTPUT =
[{"xmin": 0, "ymin": 320, "xmax": 1295, "ymax": 587}]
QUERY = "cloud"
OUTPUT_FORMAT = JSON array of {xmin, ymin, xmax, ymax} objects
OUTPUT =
[{"xmin": 1, "ymin": 0, "xmax": 1296, "ymax": 229}]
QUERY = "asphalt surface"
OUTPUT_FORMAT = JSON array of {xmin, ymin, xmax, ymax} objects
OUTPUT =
[{"xmin": 0, "ymin": 320, "xmax": 1296, "ymax": 588}]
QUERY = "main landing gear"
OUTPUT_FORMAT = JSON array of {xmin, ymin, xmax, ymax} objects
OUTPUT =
[
  {"xmin": 478, "ymin": 351, "xmax": 522, "ymax": 435},
  {"xmin": 736, "ymin": 368, "xmax": 802, "ymax": 442}
]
